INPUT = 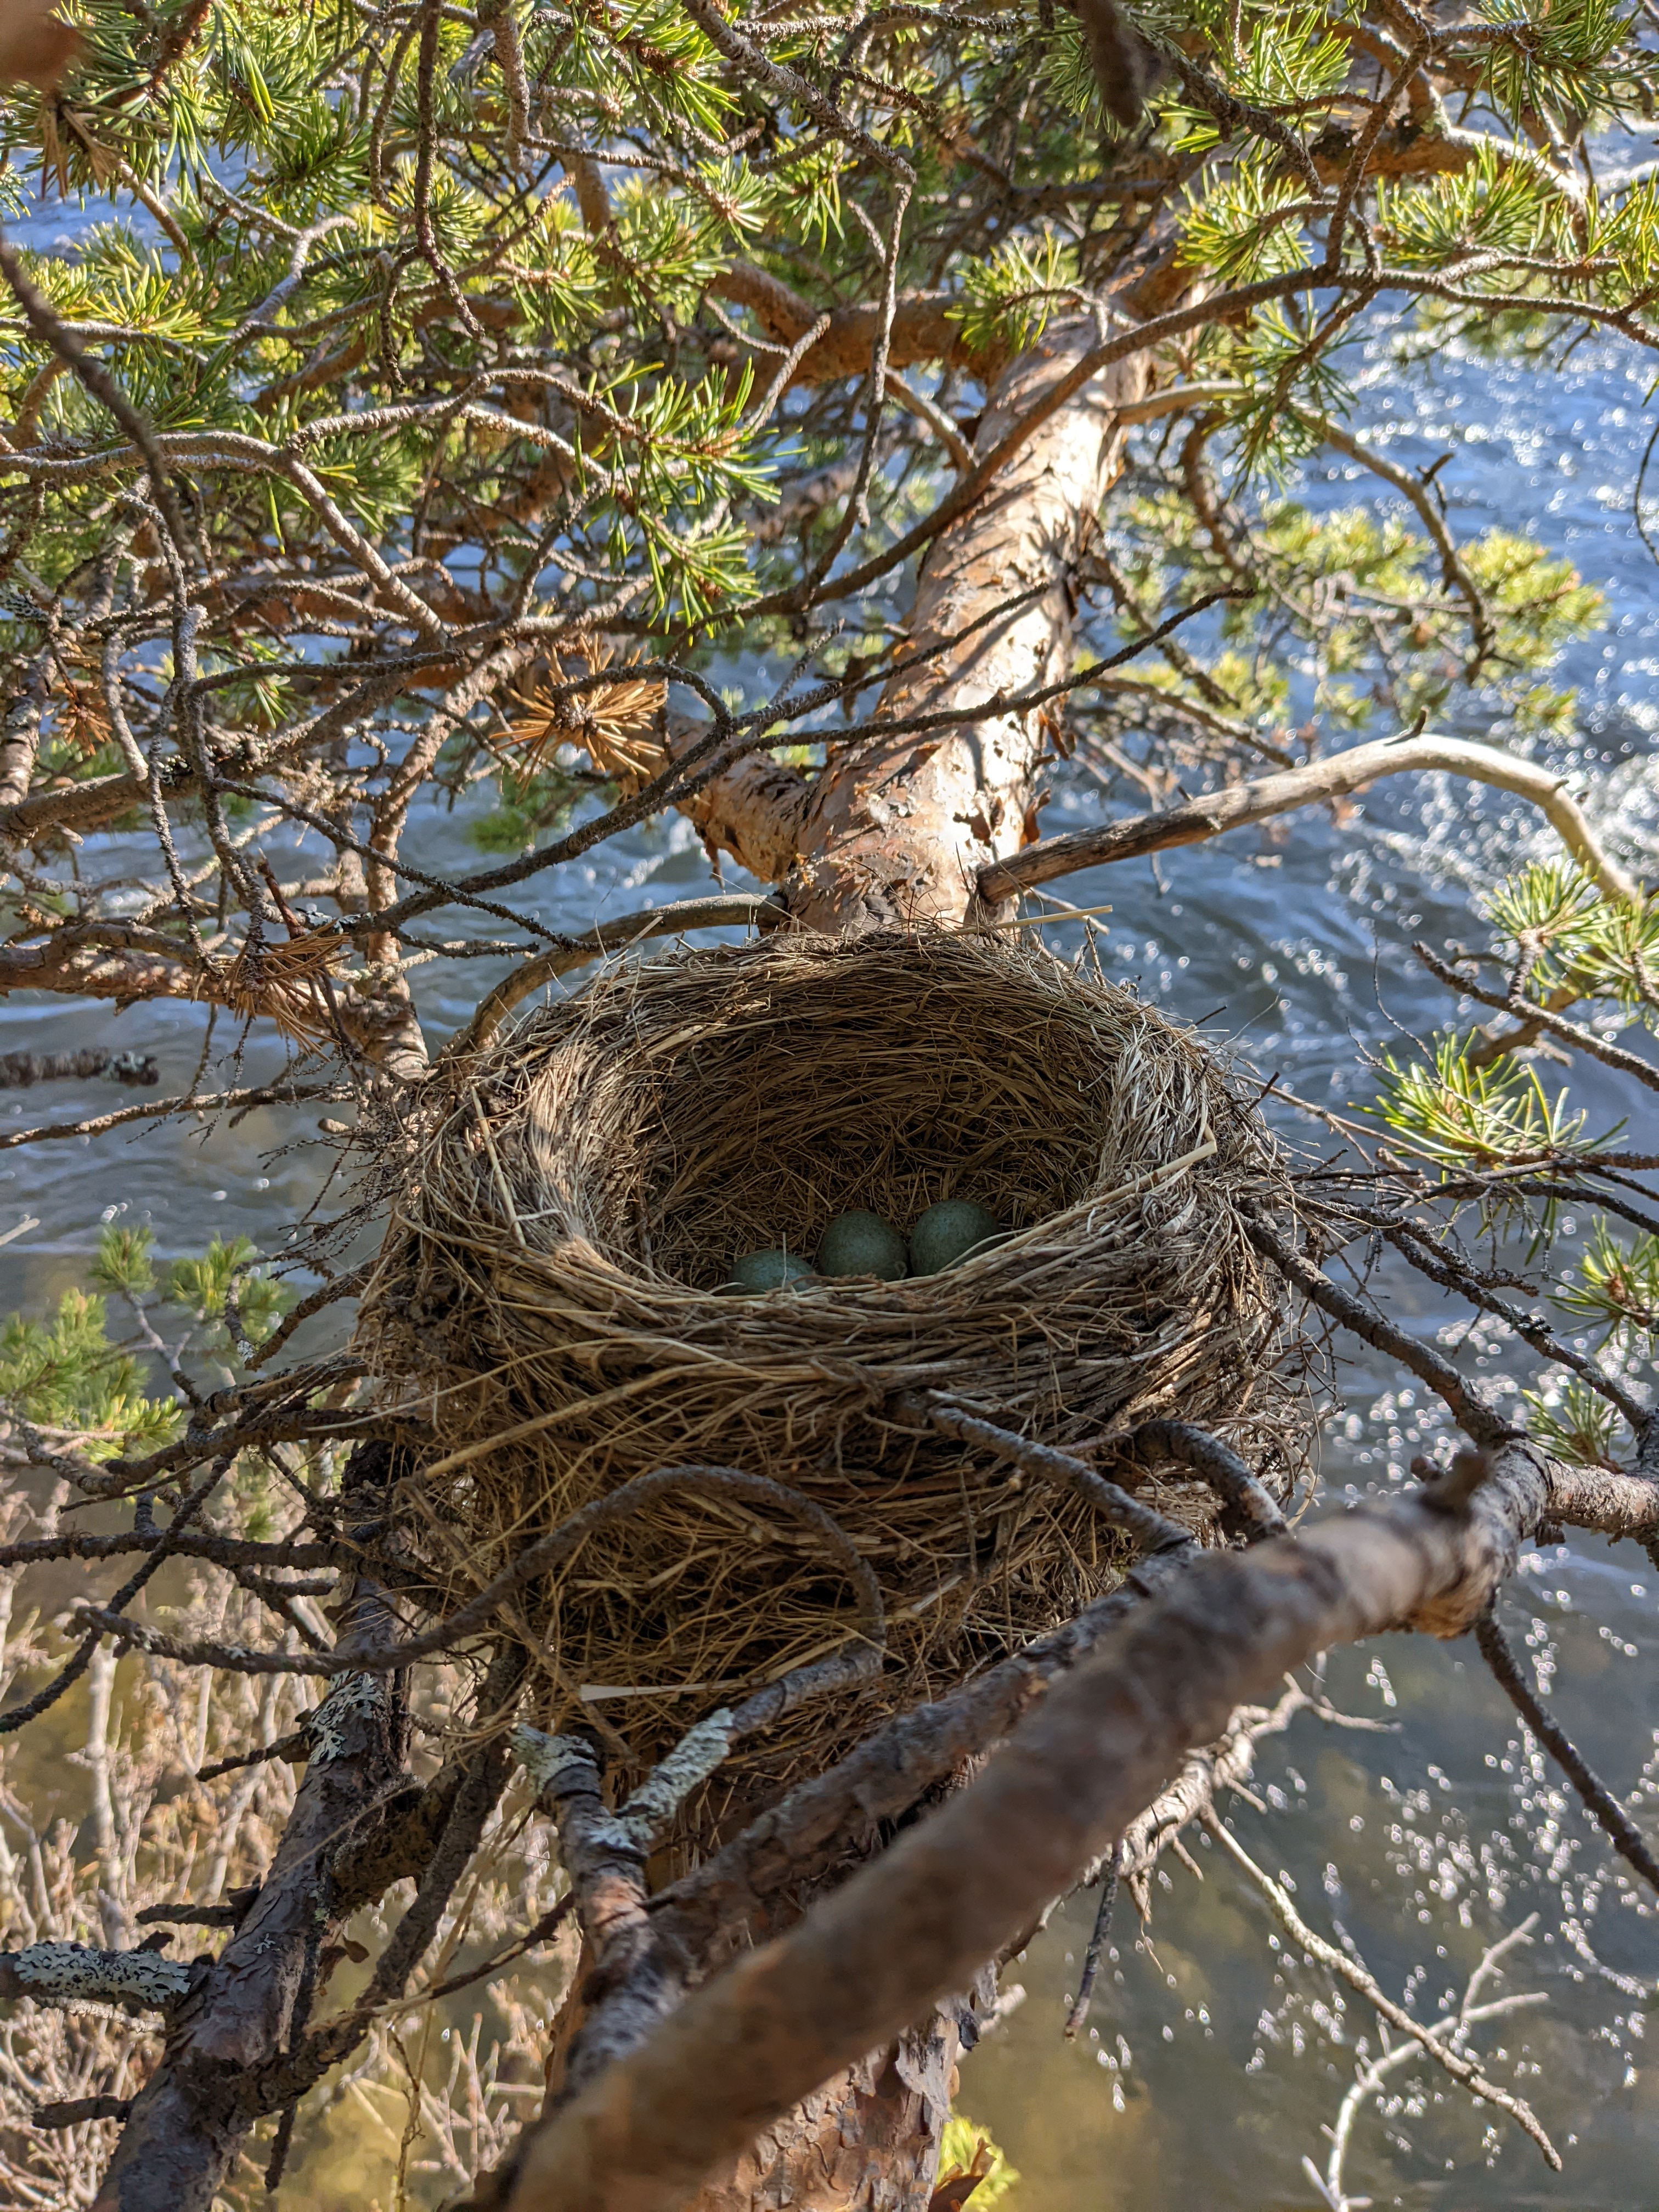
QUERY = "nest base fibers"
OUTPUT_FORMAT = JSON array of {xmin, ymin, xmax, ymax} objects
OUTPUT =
[{"xmin": 360, "ymin": 929, "xmax": 1303, "ymax": 1790}]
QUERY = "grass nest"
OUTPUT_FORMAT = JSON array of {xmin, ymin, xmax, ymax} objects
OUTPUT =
[{"xmin": 359, "ymin": 929, "xmax": 1305, "ymax": 1804}]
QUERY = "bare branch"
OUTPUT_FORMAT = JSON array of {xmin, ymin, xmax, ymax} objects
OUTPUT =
[
  {"xmin": 0, "ymin": 1076, "xmax": 350, "ymax": 1153},
  {"xmin": 0, "ymin": 1046, "xmax": 158, "ymax": 1090},
  {"xmin": 89, "ymin": 1570, "xmax": 412, "ymax": 2211},
  {"xmin": 1414, "ymin": 941, "xmax": 1659, "ymax": 1093},
  {"xmin": 1245, "ymin": 1214, "xmax": 1512, "ymax": 1448},
  {"xmin": 1062, "ymin": 1840, "xmax": 1121, "ymax": 2040},
  {"xmin": 0, "ymin": 1941, "xmax": 192, "ymax": 2019},
  {"xmin": 1202, "ymin": 1808, "xmax": 1556, "ymax": 2162},
  {"xmin": 917, "ymin": 1395, "xmax": 1194, "ymax": 1553},
  {"xmin": 447, "ymin": 894, "xmax": 787, "ymax": 1056},
  {"xmin": 983, "ymin": 733, "xmax": 1641, "ymax": 906},
  {"xmin": 1475, "ymin": 1608, "xmax": 1659, "ymax": 1897}
]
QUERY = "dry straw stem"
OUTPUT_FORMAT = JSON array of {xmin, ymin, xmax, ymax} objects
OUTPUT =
[{"xmin": 358, "ymin": 930, "xmax": 1303, "ymax": 1788}]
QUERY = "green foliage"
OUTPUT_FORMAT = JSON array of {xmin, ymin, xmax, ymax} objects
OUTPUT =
[
  {"xmin": 1, "ymin": 1226, "xmax": 294, "ymax": 1451},
  {"xmin": 1226, "ymin": 5, "xmax": 1350, "ymax": 108},
  {"xmin": 0, "ymin": 0, "xmax": 1643, "ymax": 763},
  {"xmin": 1477, "ymin": 0, "xmax": 1646, "ymax": 131},
  {"xmin": 1039, "ymin": 14, "xmax": 1108, "ymax": 122},
  {"xmin": 89, "ymin": 1224, "xmax": 157, "ymax": 1300},
  {"xmin": 1372, "ymin": 1032, "xmax": 1604, "ymax": 1171},
  {"xmin": 936, "ymin": 2113, "xmax": 1020, "ymax": 2208},
  {"xmin": 1553, "ymin": 1221, "xmax": 1659, "ymax": 1344},
  {"xmin": 1479, "ymin": 862, "xmax": 1659, "ymax": 1025},
  {"xmin": 1178, "ymin": 161, "xmax": 1313, "ymax": 286},
  {"xmin": 166, "ymin": 1234, "xmax": 291, "ymax": 1348},
  {"xmin": 0, "ymin": 1286, "xmax": 177, "ymax": 1453},
  {"xmin": 1110, "ymin": 480, "xmax": 1604, "ymax": 746},
  {"xmin": 1375, "ymin": 144, "xmax": 1553, "ymax": 272},
  {"xmin": 1200, "ymin": 304, "xmax": 1358, "ymax": 481},
  {"xmin": 1522, "ymin": 1375, "xmax": 1628, "ymax": 1469},
  {"xmin": 948, "ymin": 231, "xmax": 1071, "ymax": 359}
]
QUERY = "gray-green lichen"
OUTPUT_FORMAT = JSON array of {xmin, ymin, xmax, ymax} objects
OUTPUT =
[{"xmin": 8, "ymin": 1941, "xmax": 191, "ymax": 2011}]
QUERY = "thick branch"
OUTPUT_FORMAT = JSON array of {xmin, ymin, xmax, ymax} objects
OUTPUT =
[
  {"xmin": 502, "ymin": 1444, "xmax": 1553, "ymax": 2211},
  {"xmin": 648, "ymin": 1554, "xmax": 1184, "ymax": 1969},
  {"xmin": 782, "ymin": 318, "xmax": 1149, "ymax": 930},
  {"xmin": 0, "ymin": 1942, "xmax": 193, "ymax": 2019},
  {"xmin": 708, "ymin": 264, "xmax": 996, "ymax": 387},
  {"xmin": 91, "ymin": 1578, "xmax": 410, "ymax": 2212},
  {"xmin": 982, "ymin": 733, "xmax": 1641, "ymax": 905},
  {"xmin": 0, "ymin": 1046, "xmax": 158, "ymax": 1089},
  {"xmin": 1543, "ymin": 1462, "xmax": 1659, "ymax": 1540}
]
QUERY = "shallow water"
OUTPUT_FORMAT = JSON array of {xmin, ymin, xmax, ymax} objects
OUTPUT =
[{"xmin": 2, "ymin": 247, "xmax": 1659, "ymax": 2202}]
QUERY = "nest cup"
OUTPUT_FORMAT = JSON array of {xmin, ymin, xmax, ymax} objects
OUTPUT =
[{"xmin": 360, "ymin": 930, "xmax": 1302, "ymax": 1784}]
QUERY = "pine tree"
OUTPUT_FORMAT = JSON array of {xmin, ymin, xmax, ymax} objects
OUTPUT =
[{"xmin": 0, "ymin": 3, "xmax": 1652, "ymax": 2207}]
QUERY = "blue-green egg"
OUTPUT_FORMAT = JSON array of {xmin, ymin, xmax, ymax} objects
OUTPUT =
[
  {"xmin": 908, "ymin": 1199, "xmax": 1002, "ymax": 1276},
  {"xmin": 815, "ymin": 1210, "xmax": 909, "ymax": 1281},
  {"xmin": 721, "ymin": 1248, "xmax": 816, "ymax": 1294}
]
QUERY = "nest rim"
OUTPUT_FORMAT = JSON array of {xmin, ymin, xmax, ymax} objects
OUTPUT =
[{"xmin": 359, "ymin": 927, "xmax": 1307, "ymax": 1794}]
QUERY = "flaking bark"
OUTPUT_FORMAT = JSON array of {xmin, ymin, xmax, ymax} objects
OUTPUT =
[
  {"xmin": 91, "ymin": 1568, "xmax": 410, "ymax": 2212},
  {"xmin": 783, "ymin": 321, "xmax": 1147, "ymax": 932},
  {"xmin": 654, "ymin": 319, "xmax": 1148, "ymax": 928}
]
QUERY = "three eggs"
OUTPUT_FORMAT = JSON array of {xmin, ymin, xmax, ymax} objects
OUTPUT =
[{"xmin": 722, "ymin": 1199, "xmax": 1002, "ymax": 1294}]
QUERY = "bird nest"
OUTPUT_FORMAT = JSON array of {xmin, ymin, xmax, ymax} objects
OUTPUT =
[{"xmin": 358, "ymin": 929, "xmax": 1305, "ymax": 1798}]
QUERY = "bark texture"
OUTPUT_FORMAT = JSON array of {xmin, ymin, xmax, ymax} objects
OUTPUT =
[
  {"xmin": 783, "ymin": 320, "xmax": 1148, "ymax": 931},
  {"xmin": 652, "ymin": 321, "xmax": 1152, "ymax": 2207},
  {"xmin": 709, "ymin": 263, "xmax": 997, "ymax": 389},
  {"xmin": 501, "ymin": 1446, "xmax": 1554, "ymax": 2212},
  {"xmin": 683, "ymin": 2010, "xmax": 970, "ymax": 2212},
  {"xmin": 642, "ymin": 317, "xmax": 1147, "ymax": 924},
  {"xmin": 91, "ymin": 1660, "xmax": 408, "ymax": 2210},
  {"xmin": 983, "ymin": 731, "xmax": 1640, "ymax": 906}
]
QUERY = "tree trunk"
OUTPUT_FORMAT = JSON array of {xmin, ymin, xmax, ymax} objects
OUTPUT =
[
  {"xmin": 86, "ymin": 315, "xmax": 1148, "ymax": 2212},
  {"xmin": 662, "ymin": 323, "xmax": 1148, "ymax": 2209},
  {"xmin": 91, "ymin": 1610, "xmax": 409, "ymax": 2211},
  {"xmin": 785, "ymin": 321, "xmax": 1146, "ymax": 932},
  {"xmin": 666, "ymin": 321, "xmax": 1146, "ymax": 938},
  {"xmin": 686, "ymin": 2013, "xmax": 968, "ymax": 2212}
]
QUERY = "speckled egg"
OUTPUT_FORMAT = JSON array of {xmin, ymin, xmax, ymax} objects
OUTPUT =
[
  {"xmin": 815, "ymin": 1210, "xmax": 909, "ymax": 1281},
  {"xmin": 722, "ymin": 1248, "xmax": 816, "ymax": 1294},
  {"xmin": 908, "ymin": 1199, "xmax": 1002, "ymax": 1276}
]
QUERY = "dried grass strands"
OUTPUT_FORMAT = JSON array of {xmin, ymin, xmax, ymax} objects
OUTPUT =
[{"xmin": 358, "ymin": 929, "xmax": 1305, "ymax": 1787}]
